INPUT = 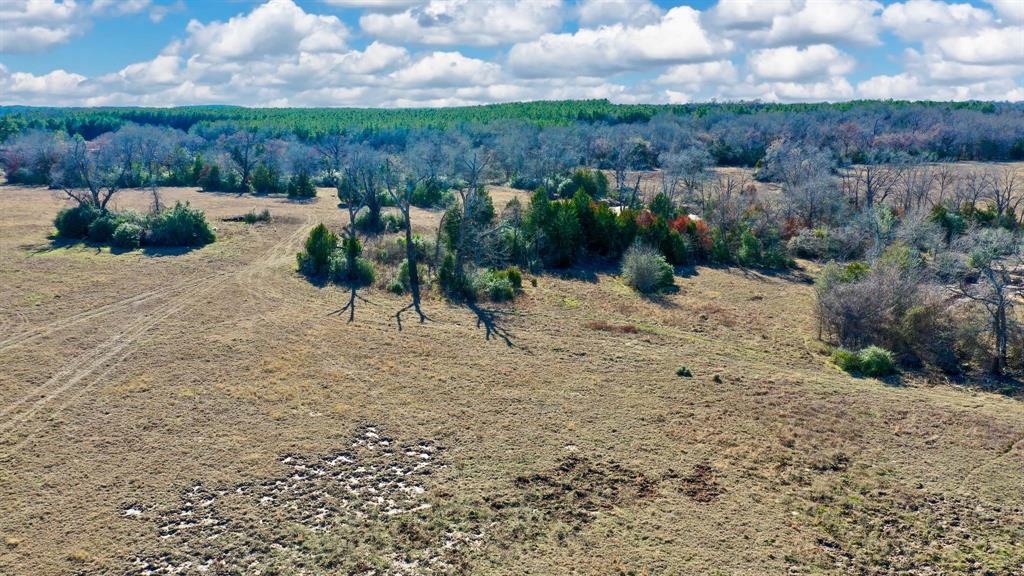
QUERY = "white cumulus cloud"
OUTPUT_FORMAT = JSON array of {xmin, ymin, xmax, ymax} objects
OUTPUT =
[
  {"xmin": 183, "ymin": 0, "xmax": 349, "ymax": 61},
  {"xmin": 576, "ymin": 0, "xmax": 663, "ymax": 27},
  {"xmin": 508, "ymin": 6, "xmax": 733, "ymax": 77},
  {"xmin": 360, "ymin": 0, "xmax": 562, "ymax": 46},
  {"xmin": 0, "ymin": 0, "xmax": 83, "ymax": 53},
  {"xmin": 881, "ymin": 0, "xmax": 993, "ymax": 41},
  {"xmin": 747, "ymin": 44, "xmax": 855, "ymax": 81}
]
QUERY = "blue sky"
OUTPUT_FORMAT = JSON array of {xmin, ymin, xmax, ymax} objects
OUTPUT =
[{"xmin": 1, "ymin": 0, "xmax": 1021, "ymax": 107}]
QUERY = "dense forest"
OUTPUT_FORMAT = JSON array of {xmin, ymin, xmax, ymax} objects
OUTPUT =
[{"xmin": 2, "ymin": 100, "xmax": 1024, "ymax": 163}]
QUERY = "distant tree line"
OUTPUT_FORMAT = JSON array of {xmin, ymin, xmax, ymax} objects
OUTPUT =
[{"xmin": 2, "ymin": 99, "xmax": 1023, "ymax": 164}]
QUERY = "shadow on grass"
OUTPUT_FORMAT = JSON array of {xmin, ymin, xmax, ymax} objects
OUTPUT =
[
  {"xmin": 140, "ymin": 244, "xmax": 205, "ymax": 257},
  {"xmin": 466, "ymin": 300, "xmax": 517, "ymax": 348},
  {"xmin": 23, "ymin": 235, "xmax": 91, "ymax": 255},
  {"xmin": 736, "ymin": 262, "xmax": 814, "ymax": 284},
  {"xmin": 639, "ymin": 285, "xmax": 682, "ymax": 308}
]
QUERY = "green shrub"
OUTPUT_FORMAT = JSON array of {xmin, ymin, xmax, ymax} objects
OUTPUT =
[
  {"xmin": 330, "ymin": 255, "xmax": 375, "ymax": 286},
  {"xmin": 831, "ymin": 348, "xmax": 862, "ymax": 374},
  {"xmin": 199, "ymin": 164, "xmax": 223, "ymax": 191},
  {"xmin": 832, "ymin": 346, "xmax": 897, "ymax": 377},
  {"xmin": 287, "ymin": 171, "xmax": 316, "ymax": 198},
  {"xmin": 662, "ymin": 229, "xmax": 692, "ymax": 265},
  {"xmin": 252, "ymin": 163, "xmax": 283, "ymax": 195},
  {"xmin": 410, "ymin": 179, "xmax": 452, "ymax": 208},
  {"xmin": 87, "ymin": 214, "xmax": 118, "ymax": 243},
  {"xmin": 737, "ymin": 229, "xmax": 762, "ymax": 266},
  {"xmin": 397, "ymin": 259, "xmax": 429, "ymax": 292},
  {"xmin": 110, "ymin": 222, "xmax": 143, "ymax": 250},
  {"xmin": 438, "ymin": 252, "xmax": 469, "ymax": 298},
  {"xmin": 54, "ymin": 204, "xmax": 100, "ymax": 238},
  {"xmin": 147, "ymin": 202, "xmax": 216, "ymax": 247},
  {"xmin": 243, "ymin": 208, "xmax": 272, "ymax": 224},
  {"xmin": 526, "ymin": 190, "xmax": 582, "ymax": 267},
  {"xmin": 649, "ymin": 192, "xmax": 675, "ymax": 220},
  {"xmin": 381, "ymin": 212, "xmax": 406, "ymax": 233},
  {"xmin": 471, "ymin": 267, "xmax": 523, "ymax": 302},
  {"xmin": 676, "ymin": 366, "xmax": 693, "ymax": 378},
  {"xmin": 858, "ymin": 346, "xmax": 898, "ymax": 377},
  {"xmin": 503, "ymin": 266, "xmax": 523, "ymax": 291},
  {"xmin": 297, "ymin": 223, "xmax": 338, "ymax": 276},
  {"xmin": 473, "ymin": 270, "xmax": 515, "ymax": 302},
  {"xmin": 622, "ymin": 243, "xmax": 674, "ymax": 293}
]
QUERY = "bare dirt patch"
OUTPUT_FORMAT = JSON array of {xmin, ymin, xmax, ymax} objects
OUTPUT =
[{"xmin": 121, "ymin": 425, "xmax": 468, "ymax": 575}]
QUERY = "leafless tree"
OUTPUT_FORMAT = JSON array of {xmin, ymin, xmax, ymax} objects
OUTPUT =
[
  {"xmin": 330, "ymin": 146, "xmax": 380, "ymax": 322},
  {"xmin": 50, "ymin": 133, "xmax": 136, "ymax": 212},
  {"xmin": 854, "ymin": 162, "xmax": 902, "ymax": 209},
  {"xmin": 951, "ymin": 169, "xmax": 989, "ymax": 209},
  {"xmin": 314, "ymin": 130, "xmax": 347, "ymax": 182},
  {"xmin": 948, "ymin": 228, "xmax": 1022, "ymax": 374},
  {"xmin": 893, "ymin": 160, "xmax": 933, "ymax": 213},
  {"xmin": 986, "ymin": 167, "xmax": 1020, "ymax": 224},
  {"xmin": 448, "ymin": 145, "xmax": 497, "ymax": 280},
  {"xmin": 382, "ymin": 158, "xmax": 429, "ymax": 328},
  {"xmin": 930, "ymin": 163, "xmax": 959, "ymax": 208},
  {"xmin": 0, "ymin": 130, "xmax": 63, "ymax": 184},
  {"xmin": 221, "ymin": 128, "xmax": 265, "ymax": 191}
]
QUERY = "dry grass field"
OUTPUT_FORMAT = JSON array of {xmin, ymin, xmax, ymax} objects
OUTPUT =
[{"xmin": 1, "ymin": 184, "xmax": 1023, "ymax": 575}]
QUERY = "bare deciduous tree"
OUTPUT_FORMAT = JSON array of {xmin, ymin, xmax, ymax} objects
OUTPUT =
[
  {"xmin": 50, "ymin": 132, "xmax": 136, "ymax": 212},
  {"xmin": 383, "ymin": 158, "xmax": 429, "ymax": 328}
]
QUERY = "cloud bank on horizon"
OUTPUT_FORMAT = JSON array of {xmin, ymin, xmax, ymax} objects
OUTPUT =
[{"xmin": 0, "ymin": 0, "xmax": 1022, "ymax": 107}]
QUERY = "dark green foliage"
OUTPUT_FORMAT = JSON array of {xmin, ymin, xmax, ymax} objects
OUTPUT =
[
  {"xmin": 87, "ymin": 214, "xmax": 118, "ymax": 243},
  {"xmin": 504, "ymin": 266, "xmax": 523, "ymax": 291},
  {"xmin": 330, "ymin": 254, "xmax": 375, "ymax": 286},
  {"xmin": 252, "ymin": 162, "xmax": 283, "ymax": 194},
  {"xmin": 397, "ymin": 259, "xmax": 428, "ymax": 293},
  {"xmin": 54, "ymin": 204, "xmax": 100, "ymax": 238},
  {"xmin": 287, "ymin": 171, "xmax": 316, "ymax": 198},
  {"xmin": 676, "ymin": 366, "xmax": 693, "ymax": 378},
  {"xmin": 147, "ymin": 202, "xmax": 216, "ymax": 247},
  {"xmin": 381, "ymin": 212, "xmax": 406, "ymax": 233},
  {"xmin": 707, "ymin": 225, "xmax": 792, "ymax": 268},
  {"xmin": 472, "ymin": 267, "xmax": 523, "ymax": 302},
  {"xmin": 438, "ymin": 252, "xmax": 469, "ymax": 298},
  {"xmin": 410, "ymin": 179, "xmax": 452, "ymax": 208},
  {"xmin": 526, "ymin": 190, "xmax": 582, "ymax": 268},
  {"xmin": 557, "ymin": 170, "xmax": 607, "ymax": 199},
  {"xmin": 649, "ymin": 192, "xmax": 675, "ymax": 221},
  {"xmin": 297, "ymin": 223, "xmax": 338, "ymax": 276},
  {"xmin": 832, "ymin": 346, "xmax": 898, "ymax": 378},
  {"xmin": 199, "ymin": 164, "xmax": 224, "ymax": 192},
  {"xmin": 928, "ymin": 205, "xmax": 967, "ymax": 243},
  {"xmin": 111, "ymin": 222, "xmax": 143, "ymax": 250},
  {"xmin": 662, "ymin": 230, "xmax": 692, "ymax": 266}
]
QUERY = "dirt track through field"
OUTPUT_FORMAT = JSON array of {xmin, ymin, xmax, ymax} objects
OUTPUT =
[{"xmin": 0, "ymin": 214, "xmax": 314, "ymax": 460}]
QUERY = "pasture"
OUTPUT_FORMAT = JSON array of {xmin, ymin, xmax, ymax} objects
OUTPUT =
[{"xmin": 1, "ymin": 182, "xmax": 1022, "ymax": 575}]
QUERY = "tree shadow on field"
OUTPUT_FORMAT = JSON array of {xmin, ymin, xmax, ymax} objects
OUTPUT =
[
  {"xmin": 736, "ymin": 263, "xmax": 814, "ymax": 285},
  {"xmin": 466, "ymin": 300, "xmax": 517, "ymax": 348},
  {"xmin": 141, "ymin": 245, "xmax": 204, "ymax": 257},
  {"xmin": 640, "ymin": 285, "xmax": 682, "ymax": 309},
  {"xmin": 24, "ymin": 235, "xmax": 86, "ymax": 255},
  {"xmin": 673, "ymin": 264, "xmax": 699, "ymax": 279}
]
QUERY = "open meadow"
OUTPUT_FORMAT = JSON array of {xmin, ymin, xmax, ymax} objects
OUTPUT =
[{"xmin": 2, "ymin": 183, "xmax": 1022, "ymax": 575}]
